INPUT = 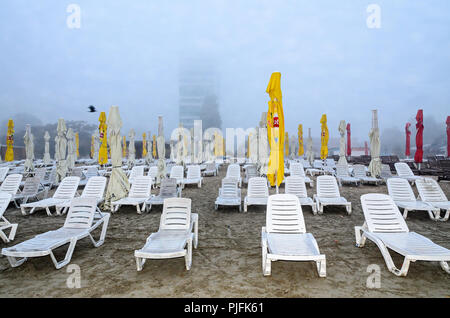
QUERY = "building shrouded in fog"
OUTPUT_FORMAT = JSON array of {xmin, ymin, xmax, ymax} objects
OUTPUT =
[{"xmin": 178, "ymin": 58, "xmax": 219, "ymax": 129}]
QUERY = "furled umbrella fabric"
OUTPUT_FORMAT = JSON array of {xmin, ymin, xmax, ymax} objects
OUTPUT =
[
  {"xmin": 75, "ymin": 132, "xmax": 79, "ymax": 159},
  {"xmin": 368, "ymin": 110, "xmax": 382, "ymax": 177},
  {"xmin": 414, "ymin": 109, "xmax": 424, "ymax": 163},
  {"xmin": 320, "ymin": 114, "xmax": 329, "ymax": 160},
  {"xmin": 156, "ymin": 116, "xmax": 166, "ymax": 185},
  {"xmin": 93, "ymin": 131, "xmax": 100, "ymax": 162},
  {"xmin": 306, "ymin": 128, "xmax": 314, "ymax": 165},
  {"xmin": 338, "ymin": 120, "xmax": 347, "ymax": 165},
  {"xmin": 249, "ymin": 130, "xmax": 258, "ymax": 163},
  {"xmin": 90, "ymin": 135, "xmax": 94, "ymax": 159},
  {"xmin": 5, "ymin": 119, "xmax": 14, "ymax": 162},
  {"xmin": 98, "ymin": 112, "xmax": 108, "ymax": 165},
  {"xmin": 66, "ymin": 128, "xmax": 76, "ymax": 171},
  {"xmin": 55, "ymin": 119, "xmax": 68, "ymax": 183},
  {"xmin": 43, "ymin": 131, "xmax": 51, "ymax": 165},
  {"xmin": 266, "ymin": 72, "xmax": 285, "ymax": 187},
  {"xmin": 447, "ymin": 116, "xmax": 450, "ymax": 157},
  {"xmin": 142, "ymin": 133, "xmax": 147, "ymax": 159},
  {"xmin": 104, "ymin": 106, "xmax": 130, "ymax": 210},
  {"xmin": 122, "ymin": 135, "xmax": 127, "ymax": 159},
  {"xmin": 24, "ymin": 124, "xmax": 34, "ymax": 171},
  {"xmin": 346, "ymin": 123, "xmax": 351, "ymax": 157},
  {"xmin": 297, "ymin": 124, "xmax": 304, "ymax": 157},
  {"xmin": 146, "ymin": 131, "xmax": 153, "ymax": 164},
  {"xmin": 128, "ymin": 129, "xmax": 136, "ymax": 168},
  {"xmin": 152, "ymin": 135, "xmax": 157, "ymax": 159},
  {"xmin": 405, "ymin": 122, "xmax": 411, "ymax": 158}
]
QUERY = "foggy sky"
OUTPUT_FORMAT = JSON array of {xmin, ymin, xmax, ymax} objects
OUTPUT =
[{"xmin": 0, "ymin": 0, "xmax": 449, "ymax": 144}]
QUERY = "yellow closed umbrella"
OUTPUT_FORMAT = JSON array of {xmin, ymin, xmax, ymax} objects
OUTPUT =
[
  {"xmin": 320, "ymin": 114, "xmax": 329, "ymax": 160},
  {"xmin": 98, "ymin": 112, "xmax": 108, "ymax": 165},
  {"xmin": 142, "ymin": 133, "xmax": 147, "ymax": 158},
  {"xmin": 266, "ymin": 72, "xmax": 285, "ymax": 187},
  {"xmin": 298, "ymin": 124, "xmax": 304, "ymax": 156},
  {"xmin": 152, "ymin": 135, "xmax": 157, "ymax": 159},
  {"xmin": 5, "ymin": 119, "xmax": 14, "ymax": 162},
  {"xmin": 90, "ymin": 135, "xmax": 94, "ymax": 158},
  {"xmin": 247, "ymin": 133, "xmax": 251, "ymax": 158},
  {"xmin": 122, "ymin": 136, "xmax": 127, "ymax": 158},
  {"xmin": 75, "ymin": 132, "xmax": 79, "ymax": 158}
]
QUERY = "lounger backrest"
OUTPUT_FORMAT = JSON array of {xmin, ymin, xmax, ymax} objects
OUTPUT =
[
  {"xmin": 0, "ymin": 174, "xmax": 23, "ymax": 196},
  {"xmin": 380, "ymin": 164, "xmax": 392, "ymax": 178},
  {"xmin": 160, "ymin": 197, "xmax": 191, "ymax": 231},
  {"xmin": 387, "ymin": 178, "xmax": 415, "ymax": 202},
  {"xmin": 313, "ymin": 160, "xmax": 323, "ymax": 169},
  {"xmin": 206, "ymin": 163, "xmax": 216, "ymax": 171},
  {"xmin": 353, "ymin": 165, "xmax": 367, "ymax": 178},
  {"xmin": 81, "ymin": 176, "xmax": 107, "ymax": 200},
  {"xmin": 266, "ymin": 194, "xmax": 306, "ymax": 234},
  {"xmin": 34, "ymin": 168, "xmax": 47, "ymax": 181},
  {"xmin": 21, "ymin": 177, "xmax": 41, "ymax": 197},
  {"xmin": 248, "ymin": 177, "xmax": 269, "ymax": 198},
  {"xmin": 394, "ymin": 162, "xmax": 414, "ymax": 178},
  {"xmin": 129, "ymin": 176, "xmax": 152, "ymax": 198},
  {"xmin": 290, "ymin": 162, "xmax": 305, "ymax": 177},
  {"xmin": 301, "ymin": 159, "xmax": 311, "ymax": 169},
  {"xmin": 84, "ymin": 166, "xmax": 99, "ymax": 178},
  {"xmin": 0, "ymin": 192, "xmax": 12, "ymax": 218},
  {"xmin": 335, "ymin": 164, "xmax": 350, "ymax": 177},
  {"xmin": 186, "ymin": 165, "xmax": 201, "ymax": 179},
  {"xmin": 63, "ymin": 197, "xmax": 96, "ymax": 229},
  {"xmin": 148, "ymin": 166, "xmax": 158, "ymax": 179},
  {"xmin": 221, "ymin": 178, "xmax": 239, "ymax": 198},
  {"xmin": 43, "ymin": 166, "xmax": 57, "ymax": 185},
  {"xmin": 71, "ymin": 167, "xmax": 84, "ymax": 178},
  {"xmin": 415, "ymin": 178, "xmax": 447, "ymax": 202},
  {"xmin": 53, "ymin": 176, "xmax": 80, "ymax": 199},
  {"xmin": 325, "ymin": 159, "xmax": 336, "ymax": 168},
  {"xmin": 361, "ymin": 193, "xmax": 409, "ymax": 233},
  {"xmin": 159, "ymin": 178, "xmax": 178, "ymax": 197},
  {"xmin": 170, "ymin": 165, "xmax": 184, "ymax": 180},
  {"xmin": 129, "ymin": 166, "xmax": 145, "ymax": 182},
  {"xmin": 226, "ymin": 164, "xmax": 240, "ymax": 179},
  {"xmin": 0, "ymin": 167, "xmax": 9, "ymax": 182},
  {"xmin": 285, "ymin": 176, "xmax": 308, "ymax": 199},
  {"xmin": 316, "ymin": 176, "xmax": 340, "ymax": 198},
  {"xmin": 215, "ymin": 158, "xmax": 224, "ymax": 164},
  {"xmin": 246, "ymin": 165, "xmax": 258, "ymax": 178}
]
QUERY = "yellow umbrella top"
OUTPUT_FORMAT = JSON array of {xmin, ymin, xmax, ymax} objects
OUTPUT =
[
  {"xmin": 320, "ymin": 114, "xmax": 329, "ymax": 160},
  {"xmin": 142, "ymin": 133, "xmax": 147, "ymax": 158},
  {"xmin": 98, "ymin": 111, "xmax": 108, "ymax": 165},
  {"xmin": 152, "ymin": 135, "xmax": 157, "ymax": 158}
]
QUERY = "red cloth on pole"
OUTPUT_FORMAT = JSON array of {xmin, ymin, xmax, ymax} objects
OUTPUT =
[
  {"xmin": 405, "ymin": 123, "xmax": 411, "ymax": 157},
  {"xmin": 346, "ymin": 123, "xmax": 351, "ymax": 156},
  {"xmin": 414, "ymin": 109, "xmax": 424, "ymax": 163},
  {"xmin": 364, "ymin": 141, "xmax": 368, "ymax": 155},
  {"xmin": 446, "ymin": 116, "xmax": 450, "ymax": 157}
]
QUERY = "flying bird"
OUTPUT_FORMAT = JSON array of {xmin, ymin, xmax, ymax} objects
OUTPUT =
[{"xmin": 88, "ymin": 105, "xmax": 97, "ymax": 113}]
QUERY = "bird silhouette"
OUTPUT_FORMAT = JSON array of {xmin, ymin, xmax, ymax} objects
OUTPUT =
[{"xmin": 88, "ymin": 105, "xmax": 97, "ymax": 113}]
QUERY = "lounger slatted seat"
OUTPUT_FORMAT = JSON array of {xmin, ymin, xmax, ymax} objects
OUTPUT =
[
  {"xmin": 20, "ymin": 176, "xmax": 80, "ymax": 216},
  {"xmin": 335, "ymin": 164, "xmax": 359, "ymax": 186},
  {"xmin": 261, "ymin": 194, "xmax": 326, "ymax": 277},
  {"xmin": 0, "ymin": 193, "xmax": 17, "ymax": 243},
  {"xmin": 146, "ymin": 178, "xmax": 179, "ymax": 211},
  {"xmin": 169, "ymin": 165, "xmax": 184, "ymax": 186},
  {"xmin": 0, "ymin": 174, "xmax": 23, "ymax": 199},
  {"xmin": 134, "ymin": 198, "xmax": 198, "ymax": 271},
  {"xmin": 111, "ymin": 176, "xmax": 152, "ymax": 214},
  {"xmin": 244, "ymin": 177, "xmax": 269, "ymax": 212},
  {"xmin": 289, "ymin": 162, "xmax": 313, "ymax": 187},
  {"xmin": 395, "ymin": 162, "xmax": 422, "ymax": 184},
  {"xmin": 147, "ymin": 166, "xmax": 158, "ymax": 187},
  {"xmin": 284, "ymin": 176, "xmax": 317, "ymax": 214},
  {"xmin": 353, "ymin": 164, "xmax": 382, "ymax": 185},
  {"xmin": 355, "ymin": 193, "xmax": 450, "ymax": 276},
  {"xmin": 215, "ymin": 178, "xmax": 241, "ymax": 211},
  {"xmin": 387, "ymin": 178, "xmax": 439, "ymax": 221},
  {"xmin": 314, "ymin": 175, "xmax": 351, "ymax": 215},
  {"xmin": 415, "ymin": 178, "xmax": 450, "ymax": 222},
  {"xmin": 182, "ymin": 165, "xmax": 202, "ymax": 188},
  {"xmin": 2, "ymin": 197, "xmax": 110, "ymax": 269},
  {"xmin": 226, "ymin": 164, "xmax": 242, "ymax": 187},
  {"xmin": 41, "ymin": 166, "xmax": 57, "ymax": 189}
]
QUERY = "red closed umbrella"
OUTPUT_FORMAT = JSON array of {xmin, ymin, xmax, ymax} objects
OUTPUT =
[
  {"xmin": 414, "ymin": 109, "xmax": 424, "ymax": 163},
  {"xmin": 346, "ymin": 123, "xmax": 351, "ymax": 156},
  {"xmin": 446, "ymin": 116, "xmax": 450, "ymax": 157},
  {"xmin": 405, "ymin": 122, "xmax": 411, "ymax": 157},
  {"xmin": 364, "ymin": 141, "xmax": 369, "ymax": 155}
]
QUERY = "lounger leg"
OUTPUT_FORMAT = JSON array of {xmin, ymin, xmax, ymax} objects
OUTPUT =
[
  {"xmin": 354, "ymin": 226, "xmax": 367, "ymax": 247},
  {"xmin": 20, "ymin": 206, "xmax": 28, "ymax": 215},
  {"xmin": 316, "ymin": 257, "xmax": 326, "ymax": 278},
  {"xmin": 438, "ymin": 209, "xmax": 449, "ymax": 222},
  {"xmin": 0, "ymin": 222, "xmax": 18, "ymax": 243},
  {"xmin": 6, "ymin": 256, "xmax": 28, "ymax": 267},
  {"xmin": 238, "ymin": 203, "xmax": 242, "ymax": 212},
  {"xmin": 136, "ymin": 257, "xmax": 146, "ymax": 271},
  {"xmin": 402, "ymin": 209, "xmax": 409, "ymax": 220},
  {"xmin": 45, "ymin": 207, "xmax": 53, "ymax": 216},
  {"xmin": 185, "ymin": 237, "xmax": 193, "ymax": 270},
  {"xmin": 136, "ymin": 204, "xmax": 142, "ymax": 214},
  {"xmin": 244, "ymin": 201, "xmax": 248, "ymax": 212},
  {"xmin": 346, "ymin": 204, "xmax": 352, "ymax": 215},
  {"xmin": 214, "ymin": 204, "xmax": 218, "ymax": 210},
  {"xmin": 440, "ymin": 261, "xmax": 450, "ymax": 273},
  {"xmin": 371, "ymin": 237, "xmax": 411, "ymax": 276},
  {"xmin": 311, "ymin": 203, "xmax": 317, "ymax": 215},
  {"xmin": 49, "ymin": 239, "xmax": 77, "ymax": 269},
  {"xmin": 88, "ymin": 214, "xmax": 110, "ymax": 247}
]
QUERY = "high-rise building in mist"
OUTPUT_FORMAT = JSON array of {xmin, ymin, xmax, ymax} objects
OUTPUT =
[{"xmin": 178, "ymin": 59, "xmax": 219, "ymax": 129}]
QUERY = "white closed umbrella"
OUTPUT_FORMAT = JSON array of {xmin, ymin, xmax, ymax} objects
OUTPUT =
[
  {"xmin": 66, "ymin": 128, "xmax": 75, "ymax": 171},
  {"xmin": 43, "ymin": 131, "xmax": 51, "ymax": 165},
  {"xmin": 93, "ymin": 130, "xmax": 100, "ymax": 162},
  {"xmin": 170, "ymin": 140, "xmax": 175, "ymax": 162},
  {"xmin": 338, "ymin": 120, "xmax": 347, "ymax": 165},
  {"xmin": 24, "ymin": 124, "xmax": 34, "ymax": 172},
  {"xmin": 55, "ymin": 119, "xmax": 68, "ymax": 183},
  {"xmin": 249, "ymin": 130, "xmax": 258, "ymax": 163},
  {"xmin": 156, "ymin": 116, "xmax": 166, "ymax": 185},
  {"xmin": 258, "ymin": 113, "xmax": 269, "ymax": 174},
  {"xmin": 145, "ymin": 130, "xmax": 153, "ymax": 165},
  {"xmin": 104, "ymin": 106, "xmax": 130, "ymax": 210},
  {"xmin": 368, "ymin": 110, "xmax": 381, "ymax": 177},
  {"xmin": 128, "ymin": 129, "xmax": 136, "ymax": 168},
  {"xmin": 306, "ymin": 128, "xmax": 314, "ymax": 165}
]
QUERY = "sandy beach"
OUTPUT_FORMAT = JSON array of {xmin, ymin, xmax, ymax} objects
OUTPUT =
[{"xmin": 1, "ymin": 165, "xmax": 449, "ymax": 298}]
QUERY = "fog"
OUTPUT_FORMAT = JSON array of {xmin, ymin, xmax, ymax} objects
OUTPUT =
[{"xmin": 0, "ymin": 0, "xmax": 449, "ymax": 145}]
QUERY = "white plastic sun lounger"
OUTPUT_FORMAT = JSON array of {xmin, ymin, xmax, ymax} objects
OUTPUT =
[
  {"xmin": 353, "ymin": 164, "xmax": 382, "ymax": 185},
  {"xmin": 146, "ymin": 178, "xmax": 180, "ymax": 211},
  {"xmin": 20, "ymin": 176, "xmax": 80, "ymax": 216},
  {"xmin": 261, "ymin": 194, "xmax": 326, "ymax": 277},
  {"xmin": 128, "ymin": 166, "xmax": 145, "ymax": 184},
  {"xmin": 0, "ymin": 192, "xmax": 17, "ymax": 243},
  {"xmin": 285, "ymin": 176, "xmax": 317, "ymax": 214},
  {"xmin": 0, "ymin": 167, "xmax": 10, "ymax": 183},
  {"xmin": 148, "ymin": 166, "xmax": 158, "ymax": 187},
  {"xmin": 289, "ymin": 162, "xmax": 314, "ymax": 187},
  {"xmin": 394, "ymin": 162, "xmax": 422, "ymax": 184},
  {"xmin": 0, "ymin": 174, "xmax": 23, "ymax": 200},
  {"xmin": 355, "ymin": 193, "xmax": 450, "ymax": 276},
  {"xmin": 202, "ymin": 163, "xmax": 217, "ymax": 177},
  {"xmin": 215, "ymin": 178, "xmax": 241, "ymax": 211},
  {"xmin": 13, "ymin": 177, "xmax": 46, "ymax": 207},
  {"xmin": 134, "ymin": 198, "xmax": 198, "ymax": 271},
  {"xmin": 169, "ymin": 165, "xmax": 184, "ymax": 186},
  {"xmin": 78, "ymin": 166, "xmax": 99, "ymax": 186},
  {"xmin": 415, "ymin": 178, "xmax": 450, "ymax": 222},
  {"xmin": 226, "ymin": 164, "xmax": 242, "ymax": 187},
  {"xmin": 244, "ymin": 177, "xmax": 269, "ymax": 212},
  {"xmin": 334, "ymin": 164, "xmax": 359, "ymax": 186},
  {"xmin": 182, "ymin": 165, "xmax": 202, "ymax": 188},
  {"xmin": 380, "ymin": 164, "xmax": 399, "ymax": 183},
  {"xmin": 313, "ymin": 175, "xmax": 351, "ymax": 215},
  {"xmin": 243, "ymin": 165, "xmax": 258, "ymax": 184},
  {"xmin": 387, "ymin": 178, "xmax": 439, "ymax": 221},
  {"xmin": 2, "ymin": 197, "xmax": 110, "ymax": 269},
  {"xmin": 111, "ymin": 176, "xmax": 152, "ymax": 214}
]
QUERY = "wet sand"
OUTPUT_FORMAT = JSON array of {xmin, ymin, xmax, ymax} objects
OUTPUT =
[{"xmin": 1, "ymin": 165, "xmax": 449, "ymax": 297}]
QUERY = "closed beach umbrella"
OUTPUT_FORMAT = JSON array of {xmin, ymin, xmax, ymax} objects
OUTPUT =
[
  {"xmin": 104, "ymin": 106, "xmax": 130, "ymax": 210},
  {"xmin": 156, "ymin": 116, "xmax": 166, "ymax": 185},
  {"xmin": 98, "ymin": 112, "xmax": 108, "ymax": 165},
  {"xmin": 152, "ymin": 135, "xmax": 157, "ymax": 159},
  {"xmin": 338, "ymin": 120, "xmax": 347, "ymax": 165},
  {"xmin": 93, "ymin": 131, "xmax": 100, "ymax": 162},
  {"xmin": 142, "ymin": 133, "xmax": 147, "ymax": 158},
  {"xmin": 405, "ymin": 122, "xmax": 411, "ymax": 158},
  {"xmin": 128, "ymin": 129, "xmax": 136, "ymax": 167},
  {"xmin": 297, "ymin": 124, "xmax": 304, "ymax": 157},
  {"xmin": 320, "ymin": 114, "xmax": 329, "ymax": 160},
  {"xmin": 306, "ymin": 128, "xmax": 314, "ymax": 165},
  {"xmin": 368, "ymin": 110, "xmax": 381, "ymax": 177},
  {"xmin": 414, "ymin": 109, "xmax": 424, "ymax": 164},
  {"xmin": 66, "ymin": 128, "xmax": 76, "ymax": 171},
  {"xmin": 24, "ymin": 124, "xmax": 34, "ymax": 171},
  {"xmin": 43, "ymin": 131, "xmax": 51, "ymax": 164},
  {"xmin": 90, "ymin": 135, "xmax": 94, "ymax": 158},
  {"xmin": 5, "ymin": 119, "xmax": 14, "ymax": 162},
  {"xmin": 447, "ymin": 116, "xmax": 450, "ymax": 157},
  {"xmin": 122, "ymin": 135, "xmax": 127, "ymax": 158},
  {"xmin": 75, "ymin": 132, "xmax": 79, "ymax": 159},
  {"xmin": 346, "ymin": 123, "xmax": 351, "ymax": 156},
  {"xmin": 266, "ymin": 72, "xmax": 285, "ymax": 187},
  {"xmin": 146, "ymin": 131, "xmax": 153, "ymax": 164},
  {"xmin": 55, "ymin": 118, "xmax": 68, "ymax": 182}
]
